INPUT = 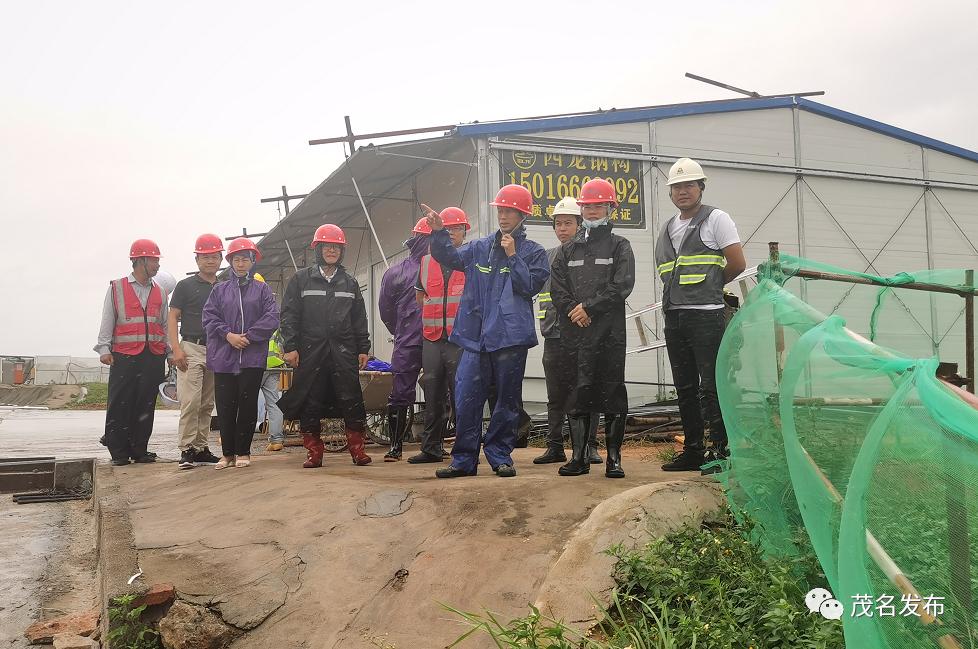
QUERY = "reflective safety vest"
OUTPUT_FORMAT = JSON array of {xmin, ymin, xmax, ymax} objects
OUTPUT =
[
  {"xmin": 419, "ymin": 254, "xmax": 465, "ymax": 342},
  {"xmin": 110, "ymin": 277, "xmax": 166, "ymax": 355},
  {"xmin": 654, "ymin": 204, "xmax": 726, "ymax": 308},
  {"xmin": 267, "ymin": 330, "xmax": 285, "ymax": 369}
]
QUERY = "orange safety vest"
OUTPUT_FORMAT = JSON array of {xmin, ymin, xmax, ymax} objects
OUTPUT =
[
  {"xmin": 420, "ymin": 254, "xmax": 465, "ymax": 342},
  {"xmin": 110, "ymin": 278, "xmax": 166, "ymax": 355}
]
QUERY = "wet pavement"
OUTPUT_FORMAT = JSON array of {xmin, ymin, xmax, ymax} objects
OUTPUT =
[{"xmin": 0, "ymin": 409, "xmax": 180, "ymax": 461}]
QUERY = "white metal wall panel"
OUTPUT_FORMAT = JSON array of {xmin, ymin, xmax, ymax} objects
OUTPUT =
[
  {"xmin": 655, "ymin": 107, "xmax": 797, "ymax": 166},
  {"xmin": 799, "ymin": 112, "xmax": 923, "ymax": 177},
  {"xmin": 924, "ymin": 149, "xmax": 978, "ymax": 185}
]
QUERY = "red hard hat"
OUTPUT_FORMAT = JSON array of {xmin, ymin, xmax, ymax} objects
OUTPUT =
[
  {"xmin": 226, "ymin": 237, "xmax": 262, "ymax": 263},
  {"xmin": 311, "ymin": 224, "xmax": 347, "ymax": 247},
  {"xmin": 129, "ymin": 239, "xmax": 161, "ymax": 259},
  {"xmin": 490, "ymin": 184, "xmax": 533, "ymax": 215},
  {"xmin": 194, "ymin": 233, "xmax": 224, "ymax": 255},
  {"xmin": 577, "ymin": 178, "xmax": 619, "ymax": 207},
  {"xmin": 412, "ymin": 217, "xmax": 432, "ymax": 235},
  {"xmin": 440, "ymin": 207, "xmax": 471, "ymax": 230}
]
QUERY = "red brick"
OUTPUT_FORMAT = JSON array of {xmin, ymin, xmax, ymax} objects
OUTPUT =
[
  {"xmin": 134, "ymin": 582, "xmax": 176, "ymax": 607},
  {"xmin": 24, "ymin": 610, "xmax": 99, "ymax": 644}
]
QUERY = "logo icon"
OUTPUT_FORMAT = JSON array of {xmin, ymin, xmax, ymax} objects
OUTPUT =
[
  {"xmin": 806, "ymin": 588, "xmax": 843, "ymax": 620},
  {"xmin": 513, "ymin": 152, "xmax": 536, "ymax": 170}
]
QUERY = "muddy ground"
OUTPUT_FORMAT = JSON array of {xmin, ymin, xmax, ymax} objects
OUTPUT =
[
  {"xmin": 104, "ymin": 443, "xmax": 690, "ymax": 649},
  {"xmin": 0, "ymin": 408, "xmax": 707, "ymax": 649}
]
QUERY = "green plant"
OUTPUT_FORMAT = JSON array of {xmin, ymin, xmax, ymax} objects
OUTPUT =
[
  {"xmin": 447, "ymin": 513, "xmax": 844, "ymax": 649},
  {"xmin": 106, "ymin": 594, "xmax": 161, "ymax": 649}
]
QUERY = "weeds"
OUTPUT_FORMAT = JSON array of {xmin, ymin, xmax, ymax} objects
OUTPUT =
[
  {"xmin": 447, "ymin": 512, "xmax": 844, "ymax": 648},
  {"xmin": 106, "ymin": 594, "xmax": 161, "ymax": 649}
]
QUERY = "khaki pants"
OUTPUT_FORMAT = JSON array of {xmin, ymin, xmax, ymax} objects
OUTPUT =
[{"xmin": 177, "ymin": 341, "xmax": 215, "ymax": 450}]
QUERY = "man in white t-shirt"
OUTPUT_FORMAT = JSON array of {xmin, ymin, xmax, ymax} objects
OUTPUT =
[{"xmin": 654, "ymin": 158, "xmax": 746, "ymax": 473}]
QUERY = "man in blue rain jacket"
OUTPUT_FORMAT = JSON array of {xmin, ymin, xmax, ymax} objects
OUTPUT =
[{"xmin": 421, "ymin": 184, "xmax": 550, "ymax": 478}]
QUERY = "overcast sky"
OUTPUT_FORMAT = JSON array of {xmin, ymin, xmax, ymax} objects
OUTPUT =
[{"xmin": 2, "ymin": 0, "xmax": 976, "ymax": 357}]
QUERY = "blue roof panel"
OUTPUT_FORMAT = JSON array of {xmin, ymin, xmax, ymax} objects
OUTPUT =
[{"xmin": 452, "ymin": 96, "xmax": 978, "ymax": 164}]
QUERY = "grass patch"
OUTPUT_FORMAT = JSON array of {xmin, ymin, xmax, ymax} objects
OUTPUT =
[
  {"xmin": 448, "ymin": 512, "xmax": 844, "ymax": 648},
  {"xmin": 61, "ymin": 381, "xmax": 170, "ymax": 410},
  {"xmin": 61, "ymin": 382, "xmax": 109, "ymax": 409}
]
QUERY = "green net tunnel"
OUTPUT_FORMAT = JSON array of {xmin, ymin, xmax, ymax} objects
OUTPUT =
[{"xmin": 717, "ymin": 245, "xmax": 978, "ymax": 649}]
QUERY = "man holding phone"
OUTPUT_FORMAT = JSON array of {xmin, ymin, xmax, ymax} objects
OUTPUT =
[{"xmin": 422, "ymin": 185, "xmax": 550, "ymax": 478}]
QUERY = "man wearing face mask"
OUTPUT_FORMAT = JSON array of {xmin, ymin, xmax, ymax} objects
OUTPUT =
[
  {"xmin": 656, "ymin": 158, "xmax": 745, "ymax": 473},
  {"xmin": 95, "ymin": 239, "xmax": 172, "ymax": 466},
  {"xmin": 422, "ymin": 185, "xmax": 550, "ymax": 478},
  {"xmin": 551, "ymin": 179, "xmax": 636, "ymax": 478},
  {"xmin": 277, "ymin": 224, "xmax": 373, "ymax": 469},
  {"xmin": 377, "ymin": 218, "xmax": 430, "ymax": 461},
  {"xmin": 170, "ymin": 234, "xmax": 224, "ymax": 469}
]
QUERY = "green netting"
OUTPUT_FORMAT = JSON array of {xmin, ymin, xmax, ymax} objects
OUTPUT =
[{"xmin": 717, "ymin": 255, "xmax": 978, "ymax": 648}]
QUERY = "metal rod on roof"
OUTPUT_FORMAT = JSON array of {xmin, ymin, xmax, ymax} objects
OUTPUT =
[
  {"xmin": 348, "ymin": 168, "xmax": 389, "ymax": 270},
  {"xmin": 685, "ymin": 73, "xmax": 762, "ymax": 98},
  {"xmin": 309, "ymin": 122, "xmax": 455, "ymax": 146}
]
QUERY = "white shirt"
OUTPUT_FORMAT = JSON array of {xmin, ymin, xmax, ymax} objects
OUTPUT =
[{"xmin": 665, "ymin": 208, "xmax": 740, "ymax": 310}]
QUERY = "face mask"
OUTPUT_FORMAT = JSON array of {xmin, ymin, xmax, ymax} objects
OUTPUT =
[{"xmin": 582, "ymin": 217, "xmax": 609, "ymax": 230}]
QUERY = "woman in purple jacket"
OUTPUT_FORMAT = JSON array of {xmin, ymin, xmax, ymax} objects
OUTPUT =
[{"xmin": 202, "ymin": 238, "xmax": 280, "ymax": 469}]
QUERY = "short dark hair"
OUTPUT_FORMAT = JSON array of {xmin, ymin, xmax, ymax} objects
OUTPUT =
[{"xmin": 551, "ymin": 214, "xmax": 583, "ymax": 230}]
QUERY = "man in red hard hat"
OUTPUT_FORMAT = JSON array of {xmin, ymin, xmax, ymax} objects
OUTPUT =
[
  {"xmin": 169, "ymin": 234, "xmax": 223, "ymax": 469},
  {"xmin": 377, "ymin": 218, "xmax": 430, "ymax": 461},
  {"xmin": 408, "ymin": 207, "xmax": 469, "ymax": 464},
  {"xmin": 551, "ymin": 179, "xmax": 635, "ymax": 478},
  {"xmin": 277, "ymin": 224, "xmax": 373, "ymax": 468},
  {"xmin": 423, "ymin": 185, "xmax": 550, "ymax": 478},
  {"xmin": 95, "ymin": 239, "xmax": 171, "ymax": 466}
]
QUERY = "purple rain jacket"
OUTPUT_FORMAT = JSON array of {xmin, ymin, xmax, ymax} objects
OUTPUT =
[
  {"xmin": 378, "ymin": 234, "xmax": 428, "ymax": 370},
  {"xmin": 201, "ymin": 277, "xmax": 280, "ymax": 374}
]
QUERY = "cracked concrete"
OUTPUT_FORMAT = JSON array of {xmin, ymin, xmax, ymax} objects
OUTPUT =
[{"xmin": 99, "ymin": 443, "xmax": 708, "ymax": 648}]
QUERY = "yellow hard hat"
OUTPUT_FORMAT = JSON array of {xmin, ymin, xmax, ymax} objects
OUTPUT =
[{"xmin": 253, "ymin": 273, "xmax": 265, "ymax": 283}]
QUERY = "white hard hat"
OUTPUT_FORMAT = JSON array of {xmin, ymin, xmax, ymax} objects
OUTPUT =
[
  {"xmin": 154, "ymin": 270, "xmax": 177, "ymax": 295},
  {"xmin": 551, "ymin": 196, "xmax": 581, "ymax": 218},
  {"xmin": 667, "ymin": 158, "xmax": 707, "ymax": 185}
]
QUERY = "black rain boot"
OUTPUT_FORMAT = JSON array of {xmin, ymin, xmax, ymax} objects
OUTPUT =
[
  {"xmin": 558, "ymin": 414, "xmax": 591, "ymax": 476},
  {"xmin": 384, "ymin": 406, "xmax": 408, "ymax": 461},
  {"xmin": 586, "ymin": 414, "xmax": 602, "ymax": 464},
  {"xmin": 604, "ymin": 413, "xmax": 626, "ymax": 479}
]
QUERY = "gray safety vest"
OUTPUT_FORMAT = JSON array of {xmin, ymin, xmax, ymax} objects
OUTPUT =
[{"xmin": 655, "ymin": 204, "xmax": 726, "ymax": 308}]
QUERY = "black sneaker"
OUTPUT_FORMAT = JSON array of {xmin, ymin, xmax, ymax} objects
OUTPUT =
[
  {"xmin": 194, "ymin": 448, "xmax": 220, "ymax": 464},
  {"xmin": 661, "ymin": 449, "xmax": 705, "ymax": 472},
  {"xmin": 495, "ymin": 464, "xmax": 517, "ymax": 478},
  {"xmin": 132, "ymin": 455, "xmax": 156, "ymax": 464},
  {"xmin": 179, "ymin": 449, "xmax": 196, "ymax": 470},
  {"xmin": 407, "ymin": 452, "xmax": 443, "ymax": 464},
  {"xmin": 532, "ymin": 447, "xmax": 567, "ymax": 464}
]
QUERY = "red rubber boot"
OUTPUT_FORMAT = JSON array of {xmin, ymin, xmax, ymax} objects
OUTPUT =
[
  {"xmin": 302, "ymin": 433, "xmax": 324, "ymax": 469},
  {"xmin": 346, "ymin": 429, "xmax": 372, "ymax": 466}
]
